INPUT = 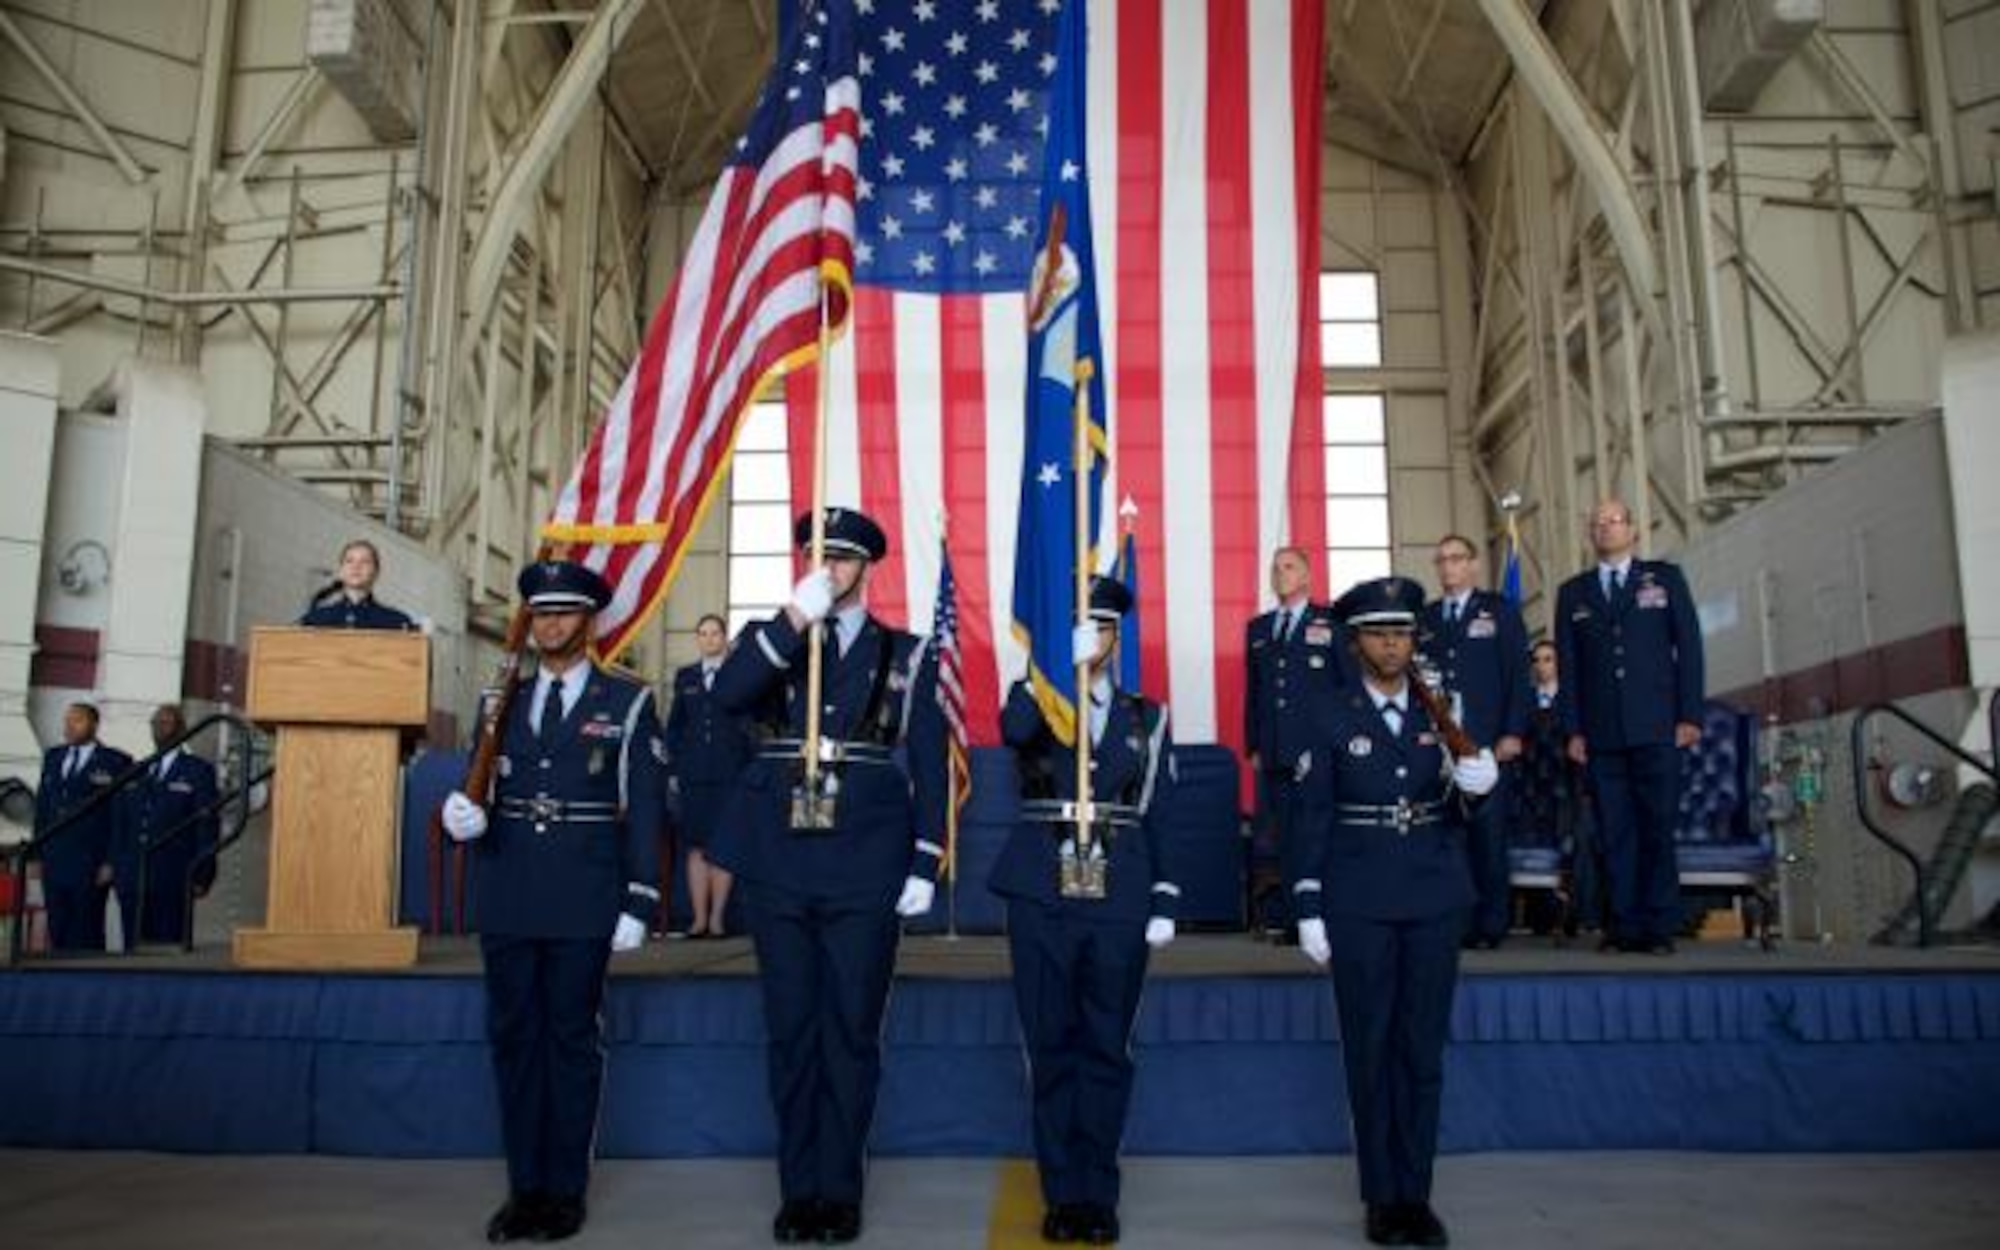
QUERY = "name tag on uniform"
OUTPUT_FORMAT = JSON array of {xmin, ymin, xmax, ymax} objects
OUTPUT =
[
  {"xmin": 1637, "ymin": 585, "xmax": 1669, "ymax": 610},
  {"xmin": 1308, "ymin": 655, "xmax": 1326, "ymax": 669},
  {"xmin": 578, "ymin": 719, "xmax": 624, "ymax": 740},
  {"xmin": 1571, "ymin": 606, "xmax": 1593, "ymax": 622},
  {"xmin": 1304, "ymin": 624, "xmax": 1333, "ymax": 647},
  {"xmin": 1347, "ymin": 735, "xmax": 1373, "ymax": 757},
  {"xmin": 1467, "ymin": 617, "xmax": 1496, "ymax": 638},
  {"xmin": 88, "ymin": 770, "xmax": 114, "ymax": 785},
  {"xmin": 1417, "ymin": 732, "xmax": 1437, "ymax": 747},
  {"xmin": 169, "ymin": 781, "xmax": 194, "ymax": 794}
]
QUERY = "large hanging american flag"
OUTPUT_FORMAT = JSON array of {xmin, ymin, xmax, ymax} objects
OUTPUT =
[
  {"xmin": 785, "ymin": 0, "xmax": 1325, "ymax": 756},
  {"xmin": 543, "ymin": 0, "xmax": 858, "ymax": 660}
]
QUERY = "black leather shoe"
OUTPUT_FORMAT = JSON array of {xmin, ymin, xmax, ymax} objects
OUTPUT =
[
  {"xmin": 1077, "ymin": 1204, "xmax": 1120, "ymax": 1245},
  {"xmin": 1401, "ymin": 1202, "xmax": 1449, "ymax": 1247},
  {"xmin": 486, "ymin": 1194, "xmax": 545, "ymax": 1244},
  {"xmin": 773, "ymin": 1200, "xmax": 820, "ymax": 1244},
  {"xmin": 1041, "ymin": 1204, "xmax": 1082, "ymax": 1243},
  {"xmin": 817, "ymin": 1201, "xmax": 862, "ymax": 1244},
  {"xmin": 1365, "ymin": 1203, "xmax": 1410, "ymax": 1246},
  {"xmin": 534, "ymin": 1195, "xmax": 586, "ymax": 1243}
]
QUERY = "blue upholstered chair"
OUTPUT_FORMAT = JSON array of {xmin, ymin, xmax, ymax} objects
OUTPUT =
[{"xmin": 1673, "ymin": 700, "xmax": 1777, "ymax": 946}]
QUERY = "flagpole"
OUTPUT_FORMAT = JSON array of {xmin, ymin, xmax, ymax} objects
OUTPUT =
[
  {"xmin": 803, "ymin": 285, "xmax": 833, "ymax": 801},
  {"xmin": 941, "ymin": 510, "xmax": 960, "ymax": 941},
  {"xmin": 1072, "ymin": 361, "xmax": 1095, "ymax": 861}
]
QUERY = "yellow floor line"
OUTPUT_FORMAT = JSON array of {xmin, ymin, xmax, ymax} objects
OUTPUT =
[{"xmin": 986, "ymin": 1157, "xmax": 1048, "ymax": 1249}]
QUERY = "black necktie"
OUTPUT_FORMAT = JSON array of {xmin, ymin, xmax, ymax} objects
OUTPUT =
[
  {"xmin": 538, "ymin": 680, "xmax": 565, "ymax": 746},
  {"xmin": 63, "ymin": 748, "xmax": 78, "ymax": 780},
  {"xmin": 1447, "ymin": 601, "xmax": 1460, "ymax": 626},
  {"xmin": 1280, "ymin": 610, "xmax": 1296, "ymax": 643}
]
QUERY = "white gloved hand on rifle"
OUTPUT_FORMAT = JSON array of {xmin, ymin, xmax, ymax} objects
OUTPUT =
[
  {"xmin": 442, "ymin": 791, "xmax": 487, "ymax": 842},
  {"xmin": 1451, "ymin": 748, "xmax": 1499, "ymax": 797}
]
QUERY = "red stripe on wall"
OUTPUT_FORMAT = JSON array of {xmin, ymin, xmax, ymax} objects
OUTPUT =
[
  {"xmin": 1713, "ymin": 625, "xmax": 1971, "ymax": 725},
  {"xmin": 940, "ymin": 295, "xmax": 1002, "ymax": 745},
  {"xmin": 31, "ymin": 625, "xmax": 99, "ymax": 691},
  {"xmin": 1116, "ymin": 0, "xmax": 1170, "ymax": 706},
  {"xmin": 852, "ymin": 287, "xmax": 908, "ymax": 629}
]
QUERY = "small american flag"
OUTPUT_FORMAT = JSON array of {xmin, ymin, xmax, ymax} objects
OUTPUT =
[
  {"xmin": 543, "ymin": 0, "xmax": 858, "ymax": 659},
  {"xmin": 932, "ymin": 537, "xmax": 972, "ymax": 869}
]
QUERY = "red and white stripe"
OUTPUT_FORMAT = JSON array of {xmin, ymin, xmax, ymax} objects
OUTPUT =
[
  {"xmin": 787, "ymin": 0, "xmax": 1322, "ymax": 753},
  {"xmin": 546, "ymin": 77, "xmax": 861, "ymax": 661}
]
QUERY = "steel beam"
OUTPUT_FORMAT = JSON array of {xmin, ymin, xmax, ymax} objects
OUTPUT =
[
  {"xmin": 461, "ymin": 0, "xmax": 642, "ymax": 339},
  {"xmin": 1471, "ymin": 0, "xmax": 1661, "ymax": 334},
  {"xmin": 0, "ymin": 8, "xmax": 147, "ymax": 185}
]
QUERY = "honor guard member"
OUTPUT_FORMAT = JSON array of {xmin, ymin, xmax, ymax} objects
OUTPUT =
[
  {"xmin": 1553, "ymin": 499, "xmax": 1705, "ymax": 955},
  {"xmin": 665, "ymin": 612, "xmax": 756, "ymax": 937},
  {"xmin": 33, "ymin": 701, "xmax": 133, "ymax": 951},
  {"xmin": 707, "ymin": 507, "xmax": 947, "ymax": 1246},
  {"xmin": 990, "ymin": 575, "xmax": 1180, "ymax": 1247},
  {"xmin": 112, "ymin": 704, "xmax": 219, "ymax": 946},
  {"xmin": 297, "ymin": 538, "xmax": 417, "ymax": 630},
  {"xmin": 440, "ymin": 558, "xmax": 665, "ymax": 1244},
  {"xmin": 1288, "ymin": 578, "xmax": 1497, "ymax": 1248},
  {"xmin": 1418, "ymin": 535, "xmax": 1531, "ymax": 949},
  {"xmin": 1244, "ymin": 546, "xmax": 1349, "ymax": 934}
]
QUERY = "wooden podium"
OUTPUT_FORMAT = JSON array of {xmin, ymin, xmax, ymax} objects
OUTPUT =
[{"xmin": 234, "ymin": 626, "xmax": 428, "ymax": 969}]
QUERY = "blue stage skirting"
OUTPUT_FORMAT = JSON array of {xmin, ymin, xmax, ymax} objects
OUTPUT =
[{"xmin": 5, "ymin": 968, "xmax": 1999, "ymax": 1157}]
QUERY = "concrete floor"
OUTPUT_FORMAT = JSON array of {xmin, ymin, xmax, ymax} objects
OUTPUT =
[{"xmin": 2, "ymin": 1151, "xmax": 1995, "ymax": 1248}]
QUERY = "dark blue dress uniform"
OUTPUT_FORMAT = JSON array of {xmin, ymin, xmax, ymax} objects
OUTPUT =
[
  {"xmin": 1417, "ymin": 589, "xmax": 1530, "ymax": 945},
  {"xmin": 470, "ymin": 561, "xmax": 664, "ymax": 1218},
  {"xmin": 664, "ymin": 659, "xmax": 756, "ymax": 852},
  {"xmin": 707, "ymin": 508, "xmax": 948, "ymax": 1230},
  {"xmin": 34, "ymin": 741, "xmax": 133, "ymax": 951},
  {"xmin": 1288, "ymin": 578, "xmax": 1476, "ymax": 1230},
  {"xmin": 1553, "ymin": 558, "xmax": 1704, "ymax": 949},
  {"xmin": 1244, "ymin": 600, "xmax": 1349, "ymax": 928},
  {"xmin": 297, "ymin": 592, "xmax": 415, "ymax": 630},
  {"xmin": 989, "ymin": 578, "xmax": 1179, "ymax": 1233},
  {"xmin": 111, "ymin": 749, "xmax": 219, "ymax": 945}
]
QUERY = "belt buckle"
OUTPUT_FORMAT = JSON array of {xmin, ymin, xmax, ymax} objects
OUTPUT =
[
  {"xmin": 528, "ymin": 795, "xmax": 560, "ymax": 834},
  {"xmin": 1394, "ymin": 798, "xmax": 1413, "ymax": 837},
  {"xmin": 789, "ymin": 769, "xmax": 840, "ymax": 833}
]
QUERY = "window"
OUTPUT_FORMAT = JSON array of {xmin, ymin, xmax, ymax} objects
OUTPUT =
[
  {"xmin": 1323, "ymin": 392, "xmax": 1391, "ymax": 596},
  {"xmin": 726, "ymin": 402, "xmax": 794, "ymax": 635},
  {"xmin": 1319, "ymin": 272, "xmax": 1382, "ymax": 368}
]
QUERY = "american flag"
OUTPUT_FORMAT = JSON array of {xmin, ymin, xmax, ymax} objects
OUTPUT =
[
  {"xmin": 543, "ymin": 0, "xmax": 859, "ymax": 660},
  {"xmin": 931, "ymin": 538, "xmax": 971, "ymax": 867},
  {"xmin": 785, "ymin": 0, "xmax": 1325, "ymax": 761}
]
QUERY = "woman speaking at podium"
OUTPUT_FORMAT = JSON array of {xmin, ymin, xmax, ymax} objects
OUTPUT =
[{"xmin": 297, "ymin": 538, "xmax": 415, "ymax": 630}]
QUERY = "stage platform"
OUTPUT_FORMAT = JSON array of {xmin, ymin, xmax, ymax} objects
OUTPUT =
[{"xmin": 4, "ymin": 936, "xmax": 1998, "ymax": 1159}]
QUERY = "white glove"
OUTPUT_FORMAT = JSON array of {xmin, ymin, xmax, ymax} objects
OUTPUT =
[
  {"xmin": 1452, "ymin": 747, "xmax": 1499, "ymax": 796},
  {"xmin": 1145, "ymin": 916, "xmax": 1176, "ymax": 948},
  {"xmin": 790, "ymin": 568, "xmax": 835, "ymax": 624},
  {"xmin": 1072, "ymin": 622, "xmax": 1101, "ymax": 670},
  {"xmin": 1297, "ymin": 917, "xmax": 1331, "ymax": 966},
  {"xmin": 895, "ymin": 875, "xmax": 936, "ymax": 917},
  {"xmin": 611, "ymin": 913, "xmax": 647, "ymax": 952},
  {"xmin": 442, "ymin": 791, "xmax": 487, "ymax": 842}
]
